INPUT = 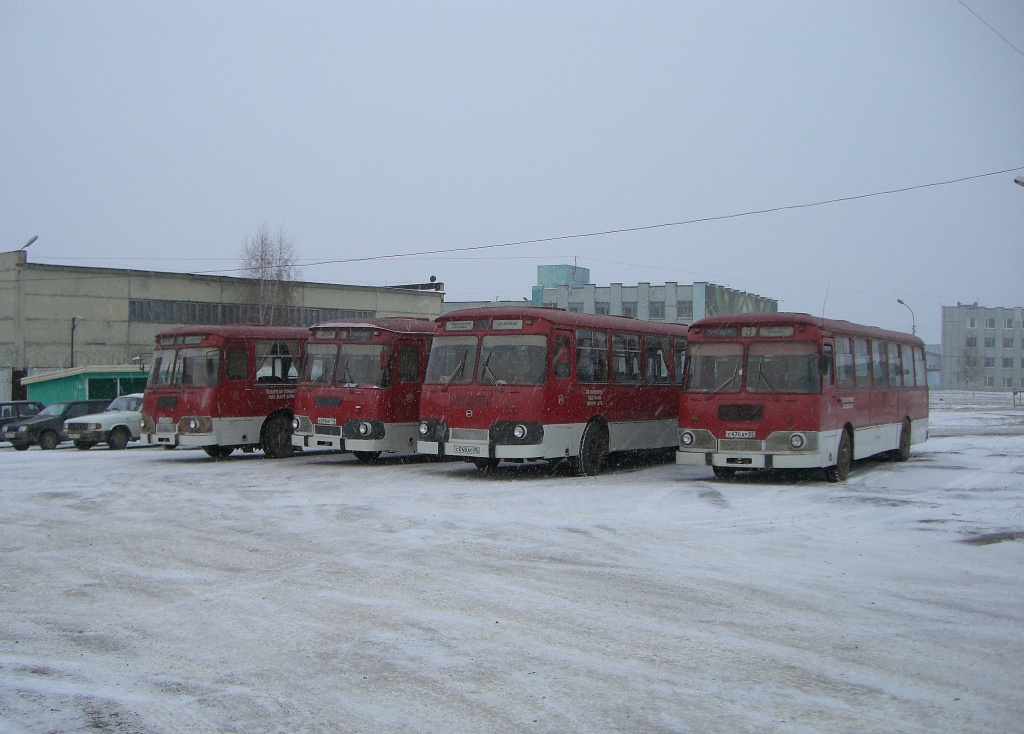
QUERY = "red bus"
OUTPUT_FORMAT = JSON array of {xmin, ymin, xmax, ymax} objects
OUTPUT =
[
  {"xmin": 676, "ymin": 312, "xmax": 928, "ymax": 481},
  {"xmin": 416, "ymin": 307, "xmax": 689, "ymax": 475},
  {"xmin": 290, "ymin": 318, "xmax": 435, "ymax": 461},
  {"xmin": 140, "ymin": 325, "xmax": 307, "ymax": 458}
]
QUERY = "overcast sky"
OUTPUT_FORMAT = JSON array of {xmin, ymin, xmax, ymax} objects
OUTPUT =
[{"xmin": 3, "ymin": 1, "xmax": 1022, "ymax": 344}]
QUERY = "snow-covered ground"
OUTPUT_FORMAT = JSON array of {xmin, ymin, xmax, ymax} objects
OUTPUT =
[{"xmin": 1, "ymin": 391, "xmax": 1022, "ymax": 733}]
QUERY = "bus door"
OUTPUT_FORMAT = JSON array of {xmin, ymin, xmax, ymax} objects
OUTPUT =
[
  {"xmin": 391, "ymin": 339, "xmax": 424, "ymax": 423},
  {"xmin": 222, "ymin": 341, "xmax": 253, "ymax": 414},
  {"xmin": 550, "ymin": 330, "xmax": 574, "ymax": 423},
  {"xmin": 251, "ymin": 339, "xmax": 301, "ymax": 415}
]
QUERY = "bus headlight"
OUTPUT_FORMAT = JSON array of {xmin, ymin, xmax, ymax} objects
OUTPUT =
[
  {"xmin": 188, "ymin": 418, "xmax": 199, "ymax": 432},
  {"xmin": 419, "ymin": 422, "xmax": 430, "ymax": 436},
  {"xmin": 512, "ymin": 424, "xmax": 528, "ymax": 440},
  {"xmin": 358, "ymin": 422, "xmax": 372, "ymax": 437},
  {"xmin": 292, "ymin": 417, "xmax": 301, "ymax": 430},
  {"xmin": 789, "ymin": 433, "xmax": 806, "ymax": 449},
  {"xmin": 680, "ymin": 430, "xmax": 695, "ymax": 447}
]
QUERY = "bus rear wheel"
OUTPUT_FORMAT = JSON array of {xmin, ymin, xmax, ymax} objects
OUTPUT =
[
  {"xmin": 825, "ymin": 430, "xmax": 852, "ymax": 482},
  {"xmin": 893, "ymin": 419, "xmax": 912, "ymax": 462},
  {"xmin": 572, "ymin": 420, "xmax": 608, "ymax": 477}
]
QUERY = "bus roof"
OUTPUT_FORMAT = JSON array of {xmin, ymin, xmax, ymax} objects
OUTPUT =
[
  {"xmin": 153, "ymin": 325, "xmax": 309, "ymax": 341},
  {"xmin": 690, "ymin": 312, "xmax": 924, "ymax": 346},
  {"xmin": 437, "ymin": 307, "xmax": 691, "ymax": 336},
  {"xmin": 309, "ymin": 317, "xmax": 436, "ymax": 335}
]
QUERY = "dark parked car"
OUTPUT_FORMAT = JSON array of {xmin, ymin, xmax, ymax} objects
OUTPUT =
[
  {"xmin": 0, "ymin": 401, "xmax": 45, "ymax": 433},
  {"xmin": 3, "ymin": 399, "xmax": 110, "ymax": 450}
]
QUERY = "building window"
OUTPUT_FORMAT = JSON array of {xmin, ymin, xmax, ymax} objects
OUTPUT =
[
  {"xmin": 1003, "ymin": 357, "xmax": 1013, "ymax": 368},
  {"xmin": 595, "ymin": 302, "xmax": 609, "ymax": 316},
  {"xmin": 984, "ymin": 337, "xmax": 995, "ymax": 348},
  {"xmin": 966, "ymin": 335, "xmax": 977, "ymax": 347},
  {"xmin": 1004, "ymin": 338, "xmax": 1014, "ymax": 349},
  {"xmin": 1004, "ymin": 377, "xmax": 1014, "ymax": 388},
  {"xmin": 1005, "ymin": 318, "xmax": 1014, "ymax": 329},
  {"xmin": 984, "ymin": 377, "xmax": 994, "ymax": 387},
  {"xmin": 568, "ymin": 303, "xmax": 583, "ymax": 313},
  {"xmin": 967, "ymin": 317, "xmax": 976, "ymax": 328},
  {"xmin": 677, "ymin": 301, "xmax": 693, "ymax": 319},
  {"xmin": 649, "ymin": 301, "xmax": 665, "ymax": 320},
  {"xmin": 985, "ymin": 318, "xmax": 996, "ymax": 329},
  {"xmin": 621, "ymin": 302, "xmax": 637, "ymax": 318},
  {"xmin": 984, "ymin": 357, "xmax": 995, "ymax": 368}
]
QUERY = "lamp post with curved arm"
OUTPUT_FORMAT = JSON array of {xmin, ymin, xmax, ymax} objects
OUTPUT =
[{"xmin": 896, "ymin": 299, "xmax": 916, "ymax": 336}]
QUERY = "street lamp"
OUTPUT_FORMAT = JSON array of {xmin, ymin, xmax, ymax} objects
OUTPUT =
[
  {"xmin": 71, "ymin": 315, "xmax": 83, "ymax": 367},
  {"xmin": 1015, "ymin": 175, "xmax": 1024, "ymax": 187},
  {"xmin": 896, "ymin": 299, "xmax": 916, "ymax": 336}
]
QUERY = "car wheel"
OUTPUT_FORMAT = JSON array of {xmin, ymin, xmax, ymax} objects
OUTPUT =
[
  {"xmin": 74, "ymin": 440, "xmax": 97, "ymax": 450},
  {"xmin": 107, "ymin": 427, "xmax": 130, "ymax": 451},
  {"xmin": 38, "ymin": 430, "xmax": 59, "ymax": 450},
  {"xmin": 12, "ymin": 442, "xmax": 29, "ymax": 451}
]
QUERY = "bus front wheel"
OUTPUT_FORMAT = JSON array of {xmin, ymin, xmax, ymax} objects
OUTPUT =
[
  {"xmin": 204, "ymin": 446, "xmax": 234, "ymax": 459},
  {"xmin": 825, "ymin": 430, "xmax": 852, "ymax": 482},
  {"xmin": 262, "ymin": 415, "xmax": 295, "ymax": 459},
  {"xmin": 893, "ymin": 419, "xmax": 912, "ymax": 462}
]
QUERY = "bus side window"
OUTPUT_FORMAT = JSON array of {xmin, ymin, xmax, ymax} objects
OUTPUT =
[
  {"xmin": 854, "ymin": 337, "xmax": 871, "ymax": 388},
  {"xmin": 872, "ymin": 339, "xmax": 890, "ymax": 388},
  {"xmin": 821, "ymin": 344, "xmax": 834, "ymax": 386},
  {"xmin": 576, "ymin": 329, "xmax": 608, "ymax": 383},
  {"xmin": 226, "ymin": 348, "xmax": 249, "ymax": 380},
  {"xmin": 552, "ymin": 335, "xmax": 571, "ymax": 379},
  {"xmin": 612, "ymin": 333, "xmax": 642, "ymax": 384},
  {"xmin": 645, "ymin": 336, "xmax": 672, "ymax": 384},
  {"xmin": 397, "ymin": 345, "xmax": 419, "ymax": 382},
  {"xmin": 674, "ymin": 338, "xmax": 687, "ymax": 385}
]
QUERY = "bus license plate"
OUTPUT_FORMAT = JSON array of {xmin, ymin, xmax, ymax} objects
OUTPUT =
[
  {"xmin": 725, "ymin": 430, "xmax": 756, "ymax": 439},
  {"xmin": 452, "ymin": 444, "xmax": 482, "ymax": 456}
]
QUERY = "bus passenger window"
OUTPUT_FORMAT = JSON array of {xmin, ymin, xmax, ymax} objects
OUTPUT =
[
  {"xmin": 821, "ymin": 344, "xmax": 834, "ymax": 386},
  {"xmin": 854, "ymin": 338, "xmax": 871, "ymax": 388},
  {"xmin": 836, "ymin": 337, "xmax": 854, "ymax": 389},
  {"xmin": 612, "ymin": 333, "xmax": 642, "ymax": 384},
  {"xmin": 872, "ymin": 339, "xmax": 889, "ymax": 387},
  {"xmin": 674, "ymin": 338, "xmax": 687, "ymax": 385},
  {"xmin": 226, "ymin": 348, "xmax": 248, "ymax": 380},
  {"xmin": 645, "ymin": 336, "xmax": 672, "ymax": 384},
  {"xmin": 576, "ymin": 329, "xmax": 608, "ymax": 383}
]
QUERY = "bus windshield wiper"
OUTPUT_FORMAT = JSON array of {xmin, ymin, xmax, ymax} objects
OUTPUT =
[
  {"xmin": 440, "ymin": 353, "xmax": 466, "ymax": 391},
  {"xmin": 756, "ymin": 368, "xmax": 777, "ymax": 394},
  {"xmin": 481, "ymin": 352, "xmax": 504, "ymax": 392},
  {"xmin": 713, "ymin": 364, "xmax": 739, "ymax": 394}
]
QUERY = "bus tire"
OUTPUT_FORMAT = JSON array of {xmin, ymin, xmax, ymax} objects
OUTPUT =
[
  {"xmin": 354, "ymin": 451, "xmax": 382, "ymax": 464},
  {"xmin": 473, "ymin": 458, "xmax": 500, "ymax": 472},
  {"xmin": 107, "ymin": 427, "xmax": 130, "ymax": 451},
  {"xmin": 825, "ymin": 429, "xmax": 852, "ymax": 483},
  {"xmin": 712, "ymin": 466, "xmax": 736, "ymax": 479},
  {"xmin": 572, "ymin": 420, "xmax": 608, "ymax": 477},
  {"xmin": 203, "ymin": 445, "xmax": 234, "ymax": 459},
  {"xmin": 262, "ymin": 414, "xmax": 295, "ymax": 459},
  {"xmin": 894, "ymin": 419, "xmax": 912, "ymax": 462}
]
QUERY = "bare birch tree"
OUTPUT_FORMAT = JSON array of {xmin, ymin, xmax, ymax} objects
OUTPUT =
[{"xmin": 240, "ymin": 226, "xmax": 301, "ymax": 325}]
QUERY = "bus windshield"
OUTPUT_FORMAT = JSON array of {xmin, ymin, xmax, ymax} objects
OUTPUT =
[
  {"xmin": 149, "ymin": 349, "xmax": 176, "ymax": 386},
  {"xmin": 337, "ymin": 344, "xmax": 390, "ymax": 387},
  {"xmin": 478, "ymin": 335, "xmax": 547, "ymax": 387},
  {"xmin": 746, "ymin": 341, "xmax": 820, "ymax": 394},
  {"xmin": 304, "ymin": 343, "xmax": 338, "ymax": 384},
  {"xmin": 425, "ymin": 336, "xmax": 478, "ymax": 385},
  {"xmin": 686, "ymin": 342, "xmax": 743, "ymax": 393},
  {"xmin": 172, "ymin": 347, "xmax": 220, "ymax": 387}
]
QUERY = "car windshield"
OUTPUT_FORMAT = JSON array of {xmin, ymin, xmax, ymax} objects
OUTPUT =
[
  {"xmin": 37, "ymin": 403, "xmax": 69, "ymax": 417},
  {"xmin": 106, "ymin": 395, "xmax": 143, "ymax": 412}
]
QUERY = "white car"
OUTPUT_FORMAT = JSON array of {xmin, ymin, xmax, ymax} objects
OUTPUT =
[{"xmin": 64, "ymin": 393, "xmax": 145, "ymax": 451}]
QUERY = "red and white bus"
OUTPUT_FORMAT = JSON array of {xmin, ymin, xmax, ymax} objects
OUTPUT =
[
  {"xmin": 416, "ymin": 308, "xmax": 689, "ymax": 475},
  {"xmin": 290, "ymin": 318, "xmax": 435, "ymax": 461},
  {"xmin": 140, "ymin": 325, "xmax": 307, "ymax": 458},
  {"xmin": 676, "ymin": 312, "xmax": 928, "ymax": 481}
]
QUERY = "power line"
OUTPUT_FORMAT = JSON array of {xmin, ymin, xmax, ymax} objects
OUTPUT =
[
  {"xmin": 958, "ymin": 0, "xmax": 1024, "ymax": 60},
  {"xmin": 183, "ymin": 165, "xmax": 1024, "ymax": 275}
]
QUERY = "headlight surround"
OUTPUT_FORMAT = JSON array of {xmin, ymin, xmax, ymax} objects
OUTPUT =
[
  {"xmin": 358, "ymin": 421, "xmax": 372, "ymax": 437},
  {"xmin": 291, "ymin": 417, "xmax": 301, "ymax": 430},
  {"xmin": 418, "ymin": 421, "xmax": 430, "ymax": 436},
  {"xmin": 512, "ymin": 424, "xmax": 527, "ymax": 440},
  {"xmin": 789, "ymin": 433, "xmax": 806, "ymax": 449},
  {"xmin": 680, "ymin": 430, "xmax": 695, "ymax": 447}
]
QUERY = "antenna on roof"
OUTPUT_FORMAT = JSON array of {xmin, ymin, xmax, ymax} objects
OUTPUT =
[{"xmin": 821, "ymin": 280, "xmax": 830, "ymax": 322}]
